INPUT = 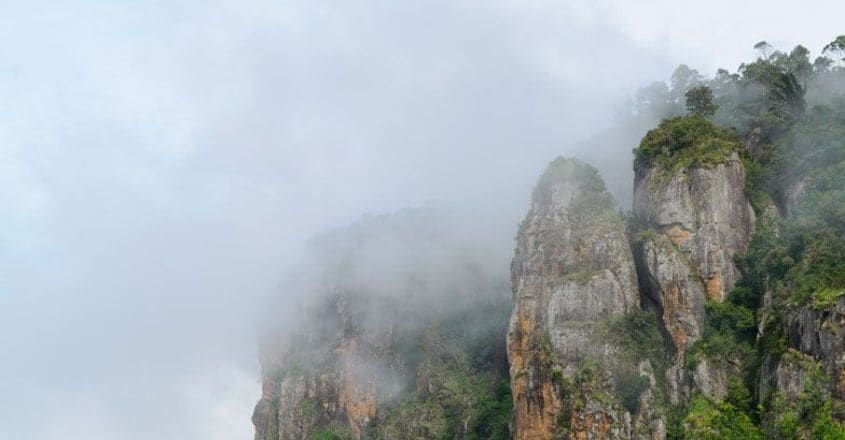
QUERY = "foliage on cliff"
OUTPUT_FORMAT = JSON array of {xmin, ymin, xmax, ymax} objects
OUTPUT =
[
  {"xmin": 634, "ymin": 115, "xmax": 742, "ymax": 171},
  {"xmin": 377, "ymin": 302, "xmax": 513, "ymax": 440},
  {"xmin": 255, "ymin": 206, "xmax": 514, "ymax": 440},
  {"xmin": 630, "ymin": 36, "xmax": 845, "ymax": 438},
  {"xmin": 533, "ymin": 157, "xmax": 616, "ymax": 213},
  {"xmin": 259, "ymin": 35, "xmax": 845, "ymax": 440}
]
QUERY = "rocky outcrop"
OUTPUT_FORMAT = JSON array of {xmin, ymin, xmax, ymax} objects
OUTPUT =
[
  {"xmin": 254, "ymin": 294, "xmax": 395, "ymax": 440},
  {"xmin": 253, "ymin": 208, "xmax": 513, "ymax": 440},
  {"xmin": 689, "ymin": 358, "xmax": 737, "ymax": 402},
  {"xmin": 508, "ymin": 158, "xmax": 661, "ymax": 439},
  {"xmin": 633, "ymin": 152, "xmax": 755, "ymax": 303},
  {"xmin": 782, "ymin": 296, "xmax": 845, "ymax": 402},
  {"xmin": 632, "ymin": 152, "xmax": 755, "ymax": 401}
]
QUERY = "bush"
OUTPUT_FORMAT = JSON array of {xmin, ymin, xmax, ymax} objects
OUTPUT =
[
  {"xmin": 635, "ymin": 115, "xmax": 742, "ymax": 172},
  {"xmin": 682, "ymin": 396, "xmax": 764, "ymax": 440},
  {"xmin": 764, "ymin": 353, "xmax": 845, "ymax": 438},
  {"xmin": 309, "ymin": 427, "xmax": 353, "ymax": 440},
  {"xmin": 604, "ymin": 311, "xmax": 666, "ymax": 363},
  {"xmin": 613, "ymin": 367, "xmax": 651, "ymax": 413},
  {"xmin": 469, "ymin": 380, "xmax": 512, "ymax": 440},
  {"xmin": 603, "ymin": 311, "xmax": 668, "ymax": 413}
]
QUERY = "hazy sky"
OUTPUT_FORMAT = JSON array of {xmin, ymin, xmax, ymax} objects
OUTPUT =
[{"xmin": 1, "ymin": 1, "xmax": 843, "ymax": 439}]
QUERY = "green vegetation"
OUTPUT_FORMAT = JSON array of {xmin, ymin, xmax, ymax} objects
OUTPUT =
[
  {"xmin": 552, "ymin": 356, "xmax": 621, "ymax": 428},
  {"xmin": 765, "ymin": 352, "xmax": 845, "ymax": 439},
  {"xmin": 308, "ymin": 427, "xmax": 353, "ymax": 440},
  {"xmin": 469, "ymin": 380, "xmax": 513, "ymax": 440},
  {"xmin": 681, "ymin": 395, "xmax": 764, "ymax": 440},
  {"xmin": 601, "ymin": 311, "xmax": 669, "ymax": 413},
  {"xmin": 283, "ymin": 36, "xmax": 845, "ymax": 439},
  {"xmin": 549, "ymin": 314, "xmax": 665, "ymax": 437},
  {"xmin": 685, "ymin": 86, "xmax": 719, "ymax": 117},
  {"xmin": 604, "ymin": 311, "xmax": 667, "ymax": 365},
  {"xmin": 375, "ymin": 291, "xmax": 513, "ymax": 440},
  {"xmin": 379, "ymin": 366, "xmax": 511, "ymax": 440},
  {"xmin": 635, "ymin": 115, "xmax": 742, "ymax": 172},
  {"xmin": 812, "ymin": 288, "xmax": 845, "ymax": 310},
  {"xmin": 614, "ymin": 365, "xmax": 652, "ymax": 413},
  {"xmin": 269, "ymin": 326, "xmax": 337, "ymax": 381},
  {"xmin": 534, "ymin": 157, "xmax": 617, "ymax": 212},
  {"xmin": 378, "ymin": 396, "xmax": 449, "ymax": 439},
  {"xmin": 686, "ymin": 295, "xmax": 757, "ymax": 377},
  {"xmin": 538, "ymin": 157, "xmax": 609, "ymax": 195},
  {"xmin": 559, "ymin": 270, "xmax": 600, "ymax": 284},
  {"xmin": 633, "ymin": 36, "xmax": 845, "ymax": 437}
]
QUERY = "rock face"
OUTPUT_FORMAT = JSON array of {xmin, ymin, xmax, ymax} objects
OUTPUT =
[
  {"xmin": 782, "ymin": 297, "xmax": 845, "ymax": 402},
  {"xmin": 689, "ymin": 358, "xmax": 735, "ymax": 402},
  {"xmin": 254, "ymin": 294, "xmax": 393, "ymax": 440},
  {"xmin": 253, "ymin": 208, "xmax": 513, "ymax": 440},
  {"xmin": 632, "ymin": 152, "xmax": 755, "ymax": 401},
  {"xmin": 633, "ymin": 152, "xmax": 755, "ymax": 303},
  {"xmin": 253, "ymin": 106, "xmax": 845, "ymax": 438},
  {"xmin": 508, "ymin": 158, "xmax": 660, "ymax": 439}
]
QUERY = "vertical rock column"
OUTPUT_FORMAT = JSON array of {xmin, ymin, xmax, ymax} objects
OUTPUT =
[
  {"xmin": 508, "ymin": 158, "xmax": 645, "ymax": 439},
  {"xmin": 632, "ymin": 151, "xmax": 755, "ymax": 401}
]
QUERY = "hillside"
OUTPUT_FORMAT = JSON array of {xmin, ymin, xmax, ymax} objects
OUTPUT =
[{"xmin": 254, "ymin": 37, "xmax": 845, "ymax": 439}]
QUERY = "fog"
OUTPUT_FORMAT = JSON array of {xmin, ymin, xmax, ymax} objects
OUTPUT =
[{"xmin": 1, "ymin": 1, "xmax": 843, "ymax": 439}]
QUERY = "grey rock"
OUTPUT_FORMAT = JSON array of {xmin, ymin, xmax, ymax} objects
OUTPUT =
[
  {"xmin": 509, "ymin": 158, "xmax": 660, "ymax": 439},
  {"xmin": 690, "ymin": 358, "xmax": 736, "ymax": 402},
  {"xmin": 633, "ymin": 152, "xmax": 755, "ymax": 401},
  {"xmin": 784, "ymin": 296, "xmax": 845, "ymax": 401}
]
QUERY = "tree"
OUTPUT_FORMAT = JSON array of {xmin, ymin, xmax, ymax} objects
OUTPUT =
[
  {"xmin": 754, "ymin": 41, "xmax": 772, "ymax": 59},
  {"xmin": 768, "ymin": 72, "xmax": 805, "ymax": 121},
  {"xmin": 822, "ymin": 35, "xmax": 845, "ymax": 65},
  {"xmin": 786, "ymin": 45, "xmax": 812, "ymax": 86},
  {"xmin": 685, "ymin": 85, "xmax": 718, "ymax": 117},
  {"xmin": 813, "ymin": 56, "xmax": 834, "ymax": 73},
  {"xmin": 670, "ymin": 64, "xmax": 703, "ymax": 103},
  {"xmin": 633, "ymin": 81, "xmax": 671, "ymax": 116},
  {"xmin": 711, "ymin": 68, "xmax": 740, "ymax": 100}
]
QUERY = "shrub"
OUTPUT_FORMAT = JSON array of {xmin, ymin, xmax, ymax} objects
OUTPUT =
[
  {"xmin": 614, "ymin": 367, "xmax": 651, "ymax": 413},
  {"xmin": 682, "ymin": 396, "xmax": 764, "ymax": 440},
  {"xmin": 604, "ymin": 311, "xmax": 666, "ymax": 363},
  {"xmin": 635, "ymin": 115, "xmax": 742, "ymax": 172},
  {"xmin": 309, "ymin": 427, "xmax": 353, "ymax": 440},
  {"xmin": 469, "ymin": 380, "xmax": 512, "ymax": 440}
]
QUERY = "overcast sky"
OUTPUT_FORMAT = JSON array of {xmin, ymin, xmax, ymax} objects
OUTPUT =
[{"xmin": 1, "ymin": 1, "xmax": 843, "ymax": 439}]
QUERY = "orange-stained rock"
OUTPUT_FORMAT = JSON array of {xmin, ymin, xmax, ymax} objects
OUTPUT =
[
  {"xmin": 633, "ymin": 152, "xmax": 755, "ymax": 402},
  {"xmin": 508, "ymin": 158, "xmax": 660, "ymax": 439},
  {"xmin": 253, "ymin": 207, "xmax": 512, "ymax": 440},
  {"xmin": 705, "ymin": 273, "xmax": 722, "ymax": 302}
]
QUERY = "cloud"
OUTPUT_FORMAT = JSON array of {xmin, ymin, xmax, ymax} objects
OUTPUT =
[{"xmin": 1, "ymin": 1, "xmax": 843, "ymax": 439}]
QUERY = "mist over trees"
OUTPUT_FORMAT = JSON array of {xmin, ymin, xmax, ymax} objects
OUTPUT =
[
  {"xmin": 256, "ymin": 35, "xmax": 845, "ymax": 439},
  {"xmin": 501, "ymin": 35, "xmax": 845, "ymax": 437},
  {"xmin": 622, "ymin": 36, "xmax": 845, "ymax": 438},
  {"xmin": 685, "ymin": 86, "xmax": 718, "ymax": 117}
]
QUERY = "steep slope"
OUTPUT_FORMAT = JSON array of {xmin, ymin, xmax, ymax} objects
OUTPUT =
[
  {"xmin": 254, "ymin": 38, "xmax": 845, "ymax": 439},
  {"xmin": 508, "ymin": 158, "xmax": 665, "ymax": 439},
  {"xmin": 753, "ymin": 159, "xmax": 845, "ymax": 437},
  {"xmin": 631, "ymin": 116, "xmax": 756, "ymax": 403},
  {"xmin": 625, "ymin": 46, "xmax": 845, "ymax": 437}
]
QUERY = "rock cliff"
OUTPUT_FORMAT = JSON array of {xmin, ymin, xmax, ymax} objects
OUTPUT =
[
  {"xmin": 759, "ymin": 295, "xmax": 845, "ymax": 432},
  {"xmin": 631, "ymin": 117, "xmax": 756, "ymax": 402},
  {"xmin": 508, "ymin": 158, "xmax": 663, "ymax": 439},
  {"xmin": 255, "ymin": 100, "xmax": 845, "ymax": 438},
  {"xmin": 253, "ymin": 208, "xmax": 513, "ymax": 440},
  {"xmin": 783, "ymin": 297, "xmax": 845, "ymax": 402}
]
